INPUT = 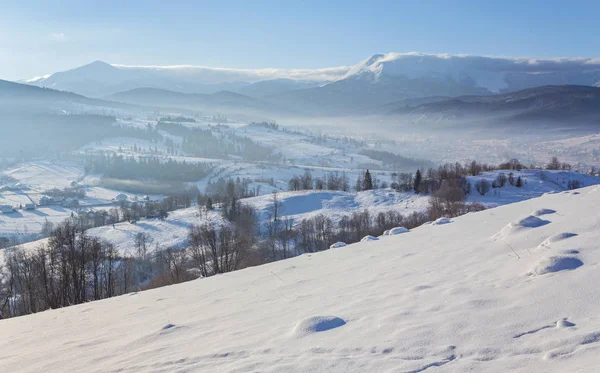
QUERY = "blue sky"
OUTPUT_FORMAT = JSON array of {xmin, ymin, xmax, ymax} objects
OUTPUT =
[{"xmin": 1, "ymin": 0, "xmax": 598, "ymax": 80}]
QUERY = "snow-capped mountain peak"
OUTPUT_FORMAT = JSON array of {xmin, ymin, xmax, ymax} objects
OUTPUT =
[{"xmin": 338, "ymin": 52, "xmax": 600, "ymax": 93}]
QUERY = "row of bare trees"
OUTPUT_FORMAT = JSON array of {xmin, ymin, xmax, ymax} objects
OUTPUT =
[
  {"xmin": 0, "ymin": 221, "xmax": 123, "ymax": 318},
  {"xmin": 258, "ymin": 206, "xmax": 431, "ymax": 259}
]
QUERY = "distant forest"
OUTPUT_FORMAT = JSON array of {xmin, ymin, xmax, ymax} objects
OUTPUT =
[
  {"xmin": 156, "ymin": 121, "xmax": 279, "ymax": 162},
  {"xmin": 84, "ymin": 154, "xmax": 212, "ymax": 182},
  {"xmin": 0, "ymin": 110, "xmax": 160, "ymax": 157},
  {"xmin": 359, "ymin": 149, "xmax": 434, "ymax": 170}
]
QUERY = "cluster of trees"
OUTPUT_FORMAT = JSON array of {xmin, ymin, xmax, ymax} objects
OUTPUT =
[
  {"xmin": 84, "ymin": 155, "xmax": 212, "ymax": 182},
  {"xmin": 259, "ymin": 203, "xmax": 430, "ymax": 260},
  {"xmin": 359, "ymin": 149, "xmax": 433, "ymax": 169},
  {"xmin": 287, "ymin": 171, "xmax": 351, "ymax": 192},
  {"xmin": 546, "ymin": 156, "xmax": 572, "ymax": 171},
  {"xmin": 0, "ymin": 211, "xmax": 258, "ymax": 319},
  {"xmin": 392, "ymin": 158, "xmax": 532, "ymax": 197},
  {"xmin": 159, "ymin": 116, "xmax": 196, "ymax": 123},
  {"xmin": 472, "ymin": 172, "xmax": 525, "ymax": 196},
  {"xmin": 187, "ymin": 223, "xmax": 254, "ymax": 278},
  {"xmin": 1, "ymin": 221, "xmax": 125, "ymax": 317},
  {"xmin": 43, "ymin": 187, "xmax": 86, "ymax": 200},
  {"xmin": 287, "ymin": 170, "xmax": 390, "ymax": 193},
  {"xmin": 205, "ymin": 177, "xmax": 258, "ymax": 202},
  {"xmin": 248, "ymin": 121, "xmax": 279, "ymax": 130}
]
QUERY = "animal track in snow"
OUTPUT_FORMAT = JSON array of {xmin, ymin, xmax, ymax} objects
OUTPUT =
[
  {"xmin": 404, "ymin": 354, "xmax": 456, "ymax": 373},
  {"xmin": 513, "ymin": 324, "xmax": 555, "ymax": 338},
  {"xmin": 514, "ymin": 318, "xmax": 575, "ymax": 338}
]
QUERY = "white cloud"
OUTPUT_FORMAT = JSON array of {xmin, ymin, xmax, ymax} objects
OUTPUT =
[
  {"xmin": 112, "ymin": 63, "xmax": 352, "ymax": 82},
  {"xmin": 48, "ymin": 32, "xmax": 66, "ymax": 42},
  {"xmin": 371, "ymin": 52, "xmax": 600, "ymax": 73}
]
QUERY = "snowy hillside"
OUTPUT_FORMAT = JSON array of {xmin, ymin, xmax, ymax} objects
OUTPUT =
[
  {"xmin": 86, "ymin": 208, "xmax": 226, "ymax": 253},
  {"xmin": 466, "ymin": 169, "xmax": 600, "ymax": 207},
  {"xmin": 2, "ymin": 185, "xmax": 600, "ymax": 372}
]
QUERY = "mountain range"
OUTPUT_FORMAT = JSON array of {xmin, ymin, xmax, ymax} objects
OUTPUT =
[{"xmin": 10, "ymin": 52, "xmax": 600, "ymax": 122}]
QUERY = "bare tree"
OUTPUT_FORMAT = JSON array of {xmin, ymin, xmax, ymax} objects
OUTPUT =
[{"xmin": 475, "ymin": 179, "xmax": 491, "ymax": 195}]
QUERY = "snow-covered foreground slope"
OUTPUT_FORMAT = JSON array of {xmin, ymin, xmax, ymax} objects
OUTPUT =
[{"xmin": 2, "ymin": 187, "xmax": 600, "ymax": 372}]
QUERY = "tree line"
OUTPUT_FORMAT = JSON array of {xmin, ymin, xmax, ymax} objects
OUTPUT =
[{"xmin": 84, "ymin": 154, "xmax": 212, "ymax": 182}]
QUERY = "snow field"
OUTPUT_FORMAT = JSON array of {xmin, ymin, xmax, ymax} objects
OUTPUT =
[{"xmin": 2, "ymin": 186, "xmax": 600, "ymax": 372}]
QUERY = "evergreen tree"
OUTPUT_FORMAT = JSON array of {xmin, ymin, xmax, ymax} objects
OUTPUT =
[
  {"xmin": 515, "ymin": 176, "xmax": 523, "ymax": 187},
  {"xmin": 414, "ymin": 169, "xmax": 422, "ymax": 194},
  {"xmin": 355, "ymin": 174, "xmax": 363, "ymax": 192},
  {"xmin": 205, "ymin": 197, "xmax": 213, "ymax": 210},
  {"xmin": 363, "ymin": 170, "xmax": 373, "ymax": 191}
]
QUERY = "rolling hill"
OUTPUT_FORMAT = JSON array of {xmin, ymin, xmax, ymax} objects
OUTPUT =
[{"xmin": 386, "ymin": 85, "xmax": 600, "ymax": 125}]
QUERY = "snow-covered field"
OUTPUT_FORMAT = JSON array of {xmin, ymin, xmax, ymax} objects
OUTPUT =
[
  {"xmin": 2, "ymin": 185, "xmax": 600, "ymax": 372},
  {"xmin": 87, "ymin": 208, "xmax": 226, "ymax": 253},
  {"xmin": 0, "ymin": 206, "xmax": 73, "ymax": 237},
  {"xmin": 246, "ymin": 188, "xmax": 427, "ymax": 223},
  {"xmin": 1, "ymin": 160, "xmax": 83, "ymax": 191}
]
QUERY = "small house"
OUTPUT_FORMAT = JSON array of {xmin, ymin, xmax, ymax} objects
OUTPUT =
[{"xmin": 25, "ymin": 203, "xmax": 35, "ymax": 210}]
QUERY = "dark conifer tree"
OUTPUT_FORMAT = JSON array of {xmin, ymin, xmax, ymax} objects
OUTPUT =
[
  {"xmin": 515, "ymin": 176, "xmax": 523, "ymax": 187},
  {"xmin": 363, "ymin": 170, "xmax": 373, "ymax": 191},
  {"xmin": 414, "ymin": 169, "xmax": 422, "ymax": 194}
]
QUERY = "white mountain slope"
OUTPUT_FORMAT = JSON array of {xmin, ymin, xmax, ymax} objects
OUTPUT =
[
  {"xmin": 339, "ymin": 52, "xmax": 600, "ymax": 92},
  {"xmin": 2, "ymin": 186, "xmax": 600, "ymax": 372}
]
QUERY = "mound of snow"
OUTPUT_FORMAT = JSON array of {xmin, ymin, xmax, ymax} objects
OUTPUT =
[
  {"xmin": 530, "ymin": 256, "xmax": 583, "ymax": 276},
  {"xmin": 556, "ymin": 318, "xmax": 576, "ymax": 328},
  {"xmin": 562, "ymin": 249, "xmax": 580, "ymax": 255},
  {"xmin": 360, "ymin": 235, "xmax": 379, "ymax": 242},
  {"xmin": 546, "ymin": 232, "xmax": 578, "ymax": 243},
  {"xmin": 431, "ymin": 217, "xmax": 452, "ymax": 225},
  {"xmin": 382, "ymin": 230, "xmax": 390, "ymax": 236},
  {"xmin": 532, "ymin": 208, "xmax": 556, "ymax": 216},
  {"xmin": 538, "ymin": 233, "xmax": 578, "ymax": 249},
  {"xmin": 330, "ymin": 242, "xmax": 347, "ymax": 249},
  {"xmin": 515, "ymin": 215, "xmax": 551, "ymax": 229},
  {"xmin": 497, "ymin": 215, "xmax": 550, "ymax": 239},
  {"xmin": 388, "ymin": 227, "xmax": 409, "ymax": 235},
  {"xmin": 293, "ymin": 316, "xmax": 346, "ymax": 337}
]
